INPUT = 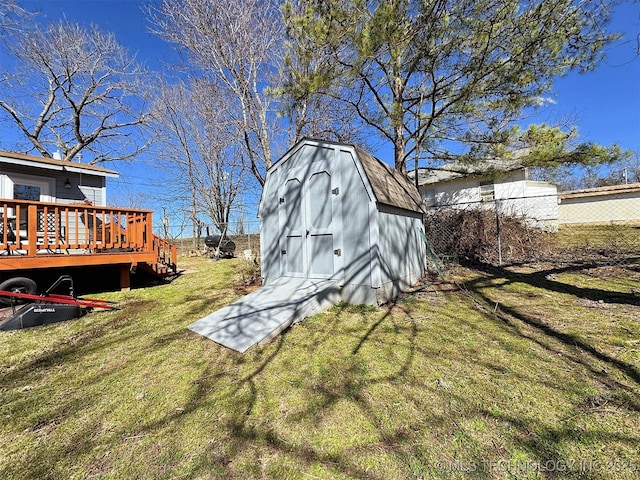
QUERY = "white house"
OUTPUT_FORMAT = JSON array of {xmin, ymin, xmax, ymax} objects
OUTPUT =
[
  {"xmin": 559, "ymin": 183, "xmax": 640, "ymax": 224},
  {"xmin": 0, "ymin": 150, "xmax": 119, "ymax": 206},
  {"xmin": 411, "ymin": 159, "xmax": 559, "ymax": 231},
  {"xmin": 0, "ymin": 150, "xmax": 120, "ymax": 253}
]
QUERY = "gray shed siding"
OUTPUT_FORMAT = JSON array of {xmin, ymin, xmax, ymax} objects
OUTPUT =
[
  {"xmin": 376, "ymin": 205, "xmax": 425, "ymax": 301},
  {"xmin": 261, "ymin": 142, "xmax": 343, "ymax": 282},
  {"xmin": 259, "ymin": 139, "xmax": 426, "ymax": 305},
  {"xmin": 339, "ymin": 148, "xmax": 373, "ymax": 290}
]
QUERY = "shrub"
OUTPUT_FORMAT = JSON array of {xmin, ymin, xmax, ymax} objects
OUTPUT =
[{"xmin": 423, "ymin": 209, "xmax": 550, "ymax": 265}]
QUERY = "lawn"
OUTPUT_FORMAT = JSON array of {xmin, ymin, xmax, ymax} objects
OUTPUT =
[
  {"xmin": 1, "ymin": 256, "xmax": 639, "ymax": 479},
  {"xmin": 555, "ymin": 223, "xmax": 640, "ymax": 254}
]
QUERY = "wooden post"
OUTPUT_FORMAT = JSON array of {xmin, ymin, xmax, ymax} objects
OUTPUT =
[
  {"xmin": 119, "ymin": 264, "xmax": 131, "ymax": 291},
  {"xmin": 27, "ymin": 204, "xmax": 37, "ymax": 256},
  {"xmin": 144, "ymin": 212, "xmax": 153, "ymax": 252}
]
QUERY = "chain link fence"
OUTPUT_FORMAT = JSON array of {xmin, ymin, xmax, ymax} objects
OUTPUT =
[
  {"xmin": 157, "ymin": 186, "xmax": 639, "ymax": 276},
  {"xmin": 422, "ymin": 188, "xmax": 640, "ymax": 270},
  {"xmin": 159, "ymin": 219, "xmax": 261, "ymax": 259}
]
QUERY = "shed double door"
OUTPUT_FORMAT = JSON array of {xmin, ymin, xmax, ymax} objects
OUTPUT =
[{"xmin": 279, "ymin": 162, "xmax": 339, "ymax": 279}]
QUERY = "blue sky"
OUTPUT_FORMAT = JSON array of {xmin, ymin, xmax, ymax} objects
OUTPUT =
[
  {"xmin": 20, "ymin": 0, "xmax": 639, "ymax": 149},
  {"xmin": 532, "ymin": 3, "xmax": 640, "ymax": 153},
  {"xmin": 10, "ymin": 0, "xmax": 640, "ymax": 220}
]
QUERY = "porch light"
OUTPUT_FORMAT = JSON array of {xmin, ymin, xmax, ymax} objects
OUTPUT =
[{"xmin": 64, "ymin": 178, "xmax": 71, "ymax": 189}]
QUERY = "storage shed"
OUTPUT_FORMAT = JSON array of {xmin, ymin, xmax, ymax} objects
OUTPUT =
[
  {"xmin": 259, "ymin": 138, "xmax": 426, "ymax": 304},
  {"xmin": 189, "ymin": 138, "xmax": 426, "ymax": 352}
]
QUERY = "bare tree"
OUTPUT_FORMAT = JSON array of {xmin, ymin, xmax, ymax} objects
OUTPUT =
[
  {"xmin": 282, "ymin": 78, "xmax": 370, "ymax": 146},
  {"xmin": 0, "ymin": 0, "xmax": 28, "ymax": 38},
  {"xmin": 151, "ymin": 80, "xmax": 246, "ymax": 236},
  {"xmin": 151, "ymin": 0, "xmax": 288, "ymax": 186},
  {"xmin": 0, "ymin": 19, "xmax": 152, "ymax": 163}
]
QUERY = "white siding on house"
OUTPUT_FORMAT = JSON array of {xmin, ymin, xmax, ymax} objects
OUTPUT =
[
  {"xmin": 1, "ymin": 163, "xmax": 108, "ymax": 205},
  {"xmin": 79, "ymin": 185, "xmax": 106, "ymax": 206},
  {"xmin": 1, "ymin": 172, "xmax": 55, "ymax": 202},
  {"xmin": 495, "ymin": 171, "xmax": 526, "ymax": 200},
  {"xmin": 523, "ymin": 182, "xmax": 560, "ymax": 221},
  {"xmin": 419, "ymin": 169, "xmax": 559, "ymax": 231},
  {"xmin": 429, "ymin": 177, "xmax": 482, "ymax": 207},
  {"xmin": 559, "ymin": 187, "xmax": 640, "ymax": 224},
  {"xmin": 0, "ymin": 151, "xmax": 116, "ymax": 207}
]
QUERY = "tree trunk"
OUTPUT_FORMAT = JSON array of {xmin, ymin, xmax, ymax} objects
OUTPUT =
[{"xmin": 394, "ymin": 129, "xmax": 407, "ymax": 174}]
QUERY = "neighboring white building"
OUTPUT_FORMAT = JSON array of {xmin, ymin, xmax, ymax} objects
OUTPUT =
[
  {"xmin": 558, "ymin": 183, "xmax": 640, "ymax": 224},
  {"xmin": 411, "ymin": 159, "xmax": 559, "ymax": 231},
  {"xmin": 0, "ymin": 150, "xmax": 119, "ymax": 206}
]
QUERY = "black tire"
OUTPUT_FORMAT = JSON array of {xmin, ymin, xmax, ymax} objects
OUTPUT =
[{"xmin": 0, "ymin": 277, "xmax": 38, "ymax": 306}]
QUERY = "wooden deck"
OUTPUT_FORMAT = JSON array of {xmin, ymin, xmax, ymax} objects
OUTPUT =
[{"xmin": 0, "ymin": 199, "xmax": 177, "ymax": 289}]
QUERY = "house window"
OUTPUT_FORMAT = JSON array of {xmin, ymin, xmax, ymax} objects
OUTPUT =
[
  {"xmin": 421, "ymin": 188, "xmax": 436, "ymax": 207},
  {"xmin": 14, "ymin": 184, "xmax": 41, "ymax": 201},
  {"xmin": 479, "ymin": 181, "xmax": 495, "ymax": 202},
  {"xmin": 8, "ymin": 175, "xmax": 53, "ymax": 202}
]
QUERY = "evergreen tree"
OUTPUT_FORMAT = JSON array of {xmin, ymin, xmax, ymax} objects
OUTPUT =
[{"xmin": 282, "ymin": 0, "xmax": 623, "ymax": 173}]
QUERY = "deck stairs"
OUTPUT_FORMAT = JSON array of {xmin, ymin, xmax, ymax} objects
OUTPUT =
[{"xmin": 137, "ymin": 234, "xmax": 178, "ymax": 278}]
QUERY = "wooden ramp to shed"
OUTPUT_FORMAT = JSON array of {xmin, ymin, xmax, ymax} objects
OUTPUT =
[{"xmin": 188, "ymin": 277, "xmax": 341, "ymax": 353}]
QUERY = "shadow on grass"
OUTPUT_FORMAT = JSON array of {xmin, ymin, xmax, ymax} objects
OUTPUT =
[
  {"xmin": 3, "ymin": 258, "xmax": 640, "ymax": 479},
  {"xmin": 461, "ymin": 261, "xmax": 640, "ymax": 388},
  {"xmin": 0, "ymin": 299, "xmax": 156, "ymax": 387},
  {"xmin": 97, "ymin": 301, "xmax": 425, "ymax": 479},
  {"xmin": 468, "ymin": 259, "xmax": 640, "ymax": 306}
]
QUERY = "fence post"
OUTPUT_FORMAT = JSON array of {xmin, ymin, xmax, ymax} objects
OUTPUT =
[{"xmin": 495, "ymin": 199, "xmax": 502, "ymax": 266}]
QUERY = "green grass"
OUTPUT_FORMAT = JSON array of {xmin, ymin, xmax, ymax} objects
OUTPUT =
[
  {"xmin": 556, "ymin": 223, "xmax": 640, "ymax": 253},
  {"xmin": 1, "ymin": 257, "xmax": 639, "ymax": 479}
]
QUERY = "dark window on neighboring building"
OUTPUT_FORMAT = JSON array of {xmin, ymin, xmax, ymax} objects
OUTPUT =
[
  {"xmin": 479, "ymin": 181, "xmax": 495, "ymax": 202},
  {"xmin": 14, "ymin": 184, "xmax": 41, "ymax": 201},
  {"xmin": 422, "ymin": 188, "xmax": 436, "ymax": 207}
]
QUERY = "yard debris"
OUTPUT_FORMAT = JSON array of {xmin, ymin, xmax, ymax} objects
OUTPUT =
[
  {"xmin": 577, "ymin": 298, "xmax": 608, "ymax": 309},
  {"xmin": 436, "ymin": 378, "xmax": 453, "ymax": 390},
  {"xmin": 423, "ymin": 209, "xmax": 552, "ymax": 265}
]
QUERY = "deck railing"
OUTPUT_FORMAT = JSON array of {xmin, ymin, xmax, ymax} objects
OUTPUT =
[
  {"xmin": 152, "ymin": 234, "xmax": 179, "ymax": 273},
  {"xmin": 0, "ymin": 199, "xmax": 176, "ymax": 270}
]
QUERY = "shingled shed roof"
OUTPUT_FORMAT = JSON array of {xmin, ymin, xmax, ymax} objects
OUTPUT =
[
  {"xmin": 267, "ymin": 138, "xmax": 424, "ymax": 214},
  {"xmin": 354, "ymin": 145, "xmax": 424, "ymax": 213}
]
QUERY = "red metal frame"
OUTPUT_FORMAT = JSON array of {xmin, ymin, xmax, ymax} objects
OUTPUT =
[{"xmin": 0, "ymin": 290, "xmax": 117, "ymax": 310}]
